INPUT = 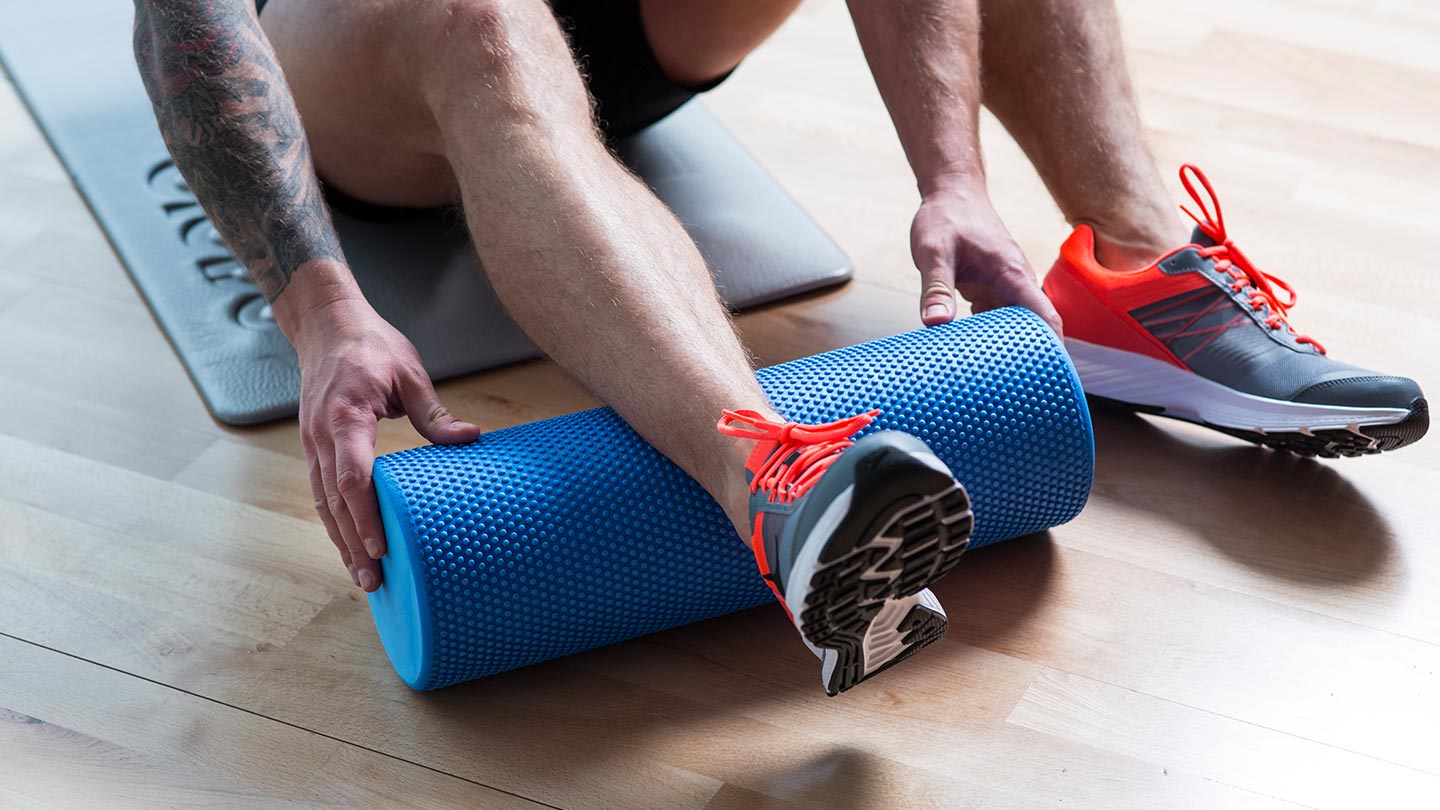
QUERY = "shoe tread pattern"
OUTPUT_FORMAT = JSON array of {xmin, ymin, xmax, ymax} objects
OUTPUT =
[{"xmin": 800, "ymin": 484, "xmax": 972, "ymax": 695}]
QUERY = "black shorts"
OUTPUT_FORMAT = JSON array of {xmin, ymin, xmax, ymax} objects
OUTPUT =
[{"xmin": 254, "ymin": 0, "xmax": 729, "ymax": 140}]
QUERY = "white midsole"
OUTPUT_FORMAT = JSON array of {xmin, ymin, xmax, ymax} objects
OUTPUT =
[
  {"xmin": 860, "ymin": 589, "xmax": 947, "ymax": 677},
  {"xmin": 790, "ymin": 483, "xmax": 867, "ymax": 670},
  {"xmin": 1066, "ymin": 338, "xmax": 1409, "ymax": 432},
  {"xmin": 788, "ymin": 476, "xmax": 963, "ymax": 683}
]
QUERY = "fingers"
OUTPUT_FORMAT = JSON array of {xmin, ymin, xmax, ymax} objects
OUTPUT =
[
  {"xmin": 995, "ymin": 265, "xmax": 1065, "ymax": 338},
  {"xmin": 313, "ymin": 424, "xmax": 381, "ymax": 592},
  {"xmin": 333, "ymin": 410, "xmax": 388, "ymax": 569},
  {"xmin": 304, "ymin": 431, "xmax": 356, "ymax": 583},
  {"xmin": 912, "ymin": 234, "xmax": 958, "ymax": 327},
  {"xmin": 399, "ymin": 371, "xmax": 480, "ymax": 446}
]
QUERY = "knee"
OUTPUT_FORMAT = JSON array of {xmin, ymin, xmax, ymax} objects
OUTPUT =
[
  {"xmin": 425, "ymin": 0, "xmax": 526, "ymax": 78},
  {"xmin": 418, "ymin": 0, "xmax": 581, "ymax": 124}
]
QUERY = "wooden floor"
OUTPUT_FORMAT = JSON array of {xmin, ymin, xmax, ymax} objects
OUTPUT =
[{"xmin": 3, "ymin": 1, "xmax": 1438, "ymax": 807}]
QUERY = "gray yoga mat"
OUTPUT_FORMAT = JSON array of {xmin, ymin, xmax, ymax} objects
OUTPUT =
[{"xmin": 0, "ymin": 1, "xmax": 853, "ymax": 425}]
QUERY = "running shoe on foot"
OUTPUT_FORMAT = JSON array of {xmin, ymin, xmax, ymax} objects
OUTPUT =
[
  {"xmin": 1043, "ymin": 164, "xmax": 1428, "ymax": 458},
  {"xmin": 717, "ymin": 409, "xmax": 973, "ymax": 695}
]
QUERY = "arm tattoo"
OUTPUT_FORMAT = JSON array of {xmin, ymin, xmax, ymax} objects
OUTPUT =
[{"xmin": 132, "ymin": 0, "xmax": 343, "ymax": 303}]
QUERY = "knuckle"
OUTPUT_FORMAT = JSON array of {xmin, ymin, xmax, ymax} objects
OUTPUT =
[
  {"xmin": 912, "ymin": 238, "xmax": 949, "ymax": 265},
  {"xmin": 994, "ymin": 260, "xmax": 1032, "ymax": 280},
  {"xmin": 922, "ymin": 279, "xmax": 954, "ymax": 298},
  {"xmin": 953, "ymin": 259, "xmax": 1013, "ymax": 286},
  {"xmin": 325, "ymin": 493, "xmax": 346, "ymax": 514},
  {"xmin": 335, "ymin": 469, "xmax": 370, "ymax": 496},
  {"xmin": 330, "ymin": 403, "xmax": 371, "ymax": 426},
  {"xmin": 304, "ymin": 414, "xmax": 331, "ymax": 439}
]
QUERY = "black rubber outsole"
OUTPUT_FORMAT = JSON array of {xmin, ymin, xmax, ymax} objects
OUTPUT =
[
  {"xmin": 1091, "ymin": 395, "xmax": 1430, "ymax": 459},
  {"xmin": 798, "ymin": 483, "xmax": 973, "ymax": 695},
  {"xmin": 825, "ymin": 602, "xmax": 949, "ymax": 696}
]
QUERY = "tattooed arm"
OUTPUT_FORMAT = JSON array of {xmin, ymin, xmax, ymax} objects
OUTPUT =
[
  {"xmin": 132, "ymin": 0, "xmax": 479, "ymax": 592},
  {"xmin": 132, "ymin": 0, "xmax": 344, "ymax": 307}
]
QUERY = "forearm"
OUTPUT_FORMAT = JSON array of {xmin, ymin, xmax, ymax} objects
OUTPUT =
[
  {"xmin": 131, "ymin": 0, "xmax": 359, "ymax": 343},
  {"xmin": 847, "ymin": 0, "xmax": 984, "ymax": 195}
]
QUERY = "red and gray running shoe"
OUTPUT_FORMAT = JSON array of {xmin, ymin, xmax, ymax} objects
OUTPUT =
[
  {"xmin": 1044, "ymin": 164, "xmax": 1428, "ymax": 457},
  {"xmin": 718, "ymin": 409, "xmax": 972, "ymax": 695}
]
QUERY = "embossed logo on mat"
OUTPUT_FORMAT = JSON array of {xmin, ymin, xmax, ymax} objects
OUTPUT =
[{"xmin": 146, "ymin": 158, "xmax": 276, "ymax": 331}]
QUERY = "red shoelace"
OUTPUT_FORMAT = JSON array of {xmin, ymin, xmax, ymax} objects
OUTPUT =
[
  {"xmin": 1179, "ymin": 164, "xmax": 1326, "ymax": 354},
  {"xmin": 717, "ymin": 409, "xmax": 879, "ymax": 504}
]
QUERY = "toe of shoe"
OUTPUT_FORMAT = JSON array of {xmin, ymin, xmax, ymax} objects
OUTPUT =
[{"xmin": 1292, "ymin": 374, "xmax": 1425, "ymax": 410}]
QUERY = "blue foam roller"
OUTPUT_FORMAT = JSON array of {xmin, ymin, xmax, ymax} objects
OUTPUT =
[{"xmin": 368, "ymin": 307, "xmax": 1093, "ymax": 689}]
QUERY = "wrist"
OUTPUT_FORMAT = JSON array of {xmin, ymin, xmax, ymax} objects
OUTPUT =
[
  {"xmin": 268, "ymin": 258, "xmax": 371, "ymax": 348},
  {"xmin": 917, "ymin": 163, "xmax": 988, "ymax": 200}
]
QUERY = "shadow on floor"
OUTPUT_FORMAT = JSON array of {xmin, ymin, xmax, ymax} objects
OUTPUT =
[
  {"xmin": 702, "ymin": 747, "xmax": 885, "ymax": 810},
  {"xmin": 1086, "ymin": 404, "xmax": 1397, "ymax": 585},
  {"xmin": 930, "ymin": 530, "xmax": 1057, "ymax": 649},
  {"xmin": 399, "ymin": 533, "xmax": 1056, "ymax": 805}
]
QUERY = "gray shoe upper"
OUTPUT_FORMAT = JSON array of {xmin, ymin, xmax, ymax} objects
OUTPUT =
[
  {"xmin": 749, "ymin": 431, "xmax": 938, "ymax": 590},
  {"xmin": 1128, "ymin": 229, "xmax": 1422, "ymax": 409}
]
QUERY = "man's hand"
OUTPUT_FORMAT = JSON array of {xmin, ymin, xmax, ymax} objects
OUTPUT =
[
  {"xmin": 910, "ymin": 183, "xmax": 1064, "ymax": 335},
  {"xmin": 292, "ymin": 297, "xmax": 481, "ymax": 592},
  {"xmin": 133, "ymin": 3, "xmax": 468, "ymax": 592},
  {"xmin": 845, "ymin": 0, "xmax": 1062, "ymax": 335}
]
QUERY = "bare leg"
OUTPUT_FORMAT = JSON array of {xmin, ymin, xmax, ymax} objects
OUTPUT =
[
  {"xmin": 977, "ymin": 0, "xmax": 1182, "ymax": 270},
  {"xmin": 262, "ymin": 0, "xmax": 784, "ymax": 536}
]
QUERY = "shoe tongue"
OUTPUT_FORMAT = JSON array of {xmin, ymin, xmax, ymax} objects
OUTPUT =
[{"xmin": 1190, "ymin": 225, "xmax": 1219, "ymax": 248}]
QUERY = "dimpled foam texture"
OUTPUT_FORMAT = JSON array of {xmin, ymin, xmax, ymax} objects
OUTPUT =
[{"xmin": 368, "ymin": 307, "xmax": 1093, "ymax": 689}]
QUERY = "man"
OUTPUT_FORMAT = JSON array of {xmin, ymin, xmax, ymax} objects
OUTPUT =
[{"xmin": 132, "ymin": 0, "xmax": 1426, "ymax": 694}]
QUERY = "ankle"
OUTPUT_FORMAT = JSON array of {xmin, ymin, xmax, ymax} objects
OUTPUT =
[
  {"xmin": 710, "ymin": 403, "xmax": 784, "ymax": 542},
  {"xmin": 715, "ymin": 464, "xmax": 754, "ymax": 542},
  {"xmin": 1070, "ymin": 209, "xmax": 1180, "ymax": 272},
  {"xmin": 1068, "ymin": 194, "xmax": 1183, "ymax": 272},
  {"xmin": 1089, "ymin": 228, "xmax": 1173, "ymax": 272},
  {"xmin": 703, "ymin": 434, "xmax": 758, "ymax": 542}
]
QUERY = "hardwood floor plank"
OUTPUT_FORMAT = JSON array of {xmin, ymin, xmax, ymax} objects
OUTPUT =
[
  {"xmin": 1133, "ymin": 34, "xmax": 1440, "ymax": 150},
  {"xmin": 1010, "ymin": 668, "xmax": 1440, "ymax": 809},
  {"xmin": 0, "ymin": 635, "xmax": 543, "ymax": 809}
]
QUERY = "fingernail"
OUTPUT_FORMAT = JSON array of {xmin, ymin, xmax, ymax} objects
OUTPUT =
[
  {"xmin": 924, "ymin": 303, "xmax": 950, "ymax": 321},
  {"xmin": 453, "ymin": 420, "xmax": 477, "ymax": 432},
  {"xmin": 358, "ymin": 569, "xmax": 376, "ymax": 591},
  {"xmin": 363, "ymin": 536, "xmax": 382, "ymax": 558}
]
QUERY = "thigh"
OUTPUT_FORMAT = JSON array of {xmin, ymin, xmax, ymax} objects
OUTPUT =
[
  {"xmin": 260, "ymin": 0, "xmax": 457, "ymax": 209},
  {"xmin": 638, "ymin": 0, "xmax": 802, "ymax": 87}
]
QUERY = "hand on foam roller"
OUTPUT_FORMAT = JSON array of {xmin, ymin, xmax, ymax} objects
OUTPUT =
[
  {"xmin": 910, "ymin": 177, "xmax": 1065, "ymax": 336},
  {"xmin": 366, "ymin": 309, "xmax": 1095, "ymax": 693},
  {"xmin": 284, "ymin": 287, "xmax": 479, "ymax": 594}
]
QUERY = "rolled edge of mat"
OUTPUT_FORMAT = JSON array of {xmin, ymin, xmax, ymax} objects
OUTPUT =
[{"xmin": 369, "ymin": 475, "xmax": 435, "ymax": 688}]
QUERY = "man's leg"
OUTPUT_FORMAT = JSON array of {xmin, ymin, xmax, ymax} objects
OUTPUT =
[
  {"xmin": 976, "ymin": 0, "xmax": 1180, "ymax": 271},
  {"xmin": 264, "ymin": 0, "xmax": 973, "ymax": 693},
  {"xmin": 262, "ymin": 0, "xmax": 777, "ymax": 535}
]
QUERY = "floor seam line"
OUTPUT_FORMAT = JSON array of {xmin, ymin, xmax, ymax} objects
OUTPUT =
[{"xmin": 0, "ymin": 630, "xmax": 562, "ymax": 810}]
